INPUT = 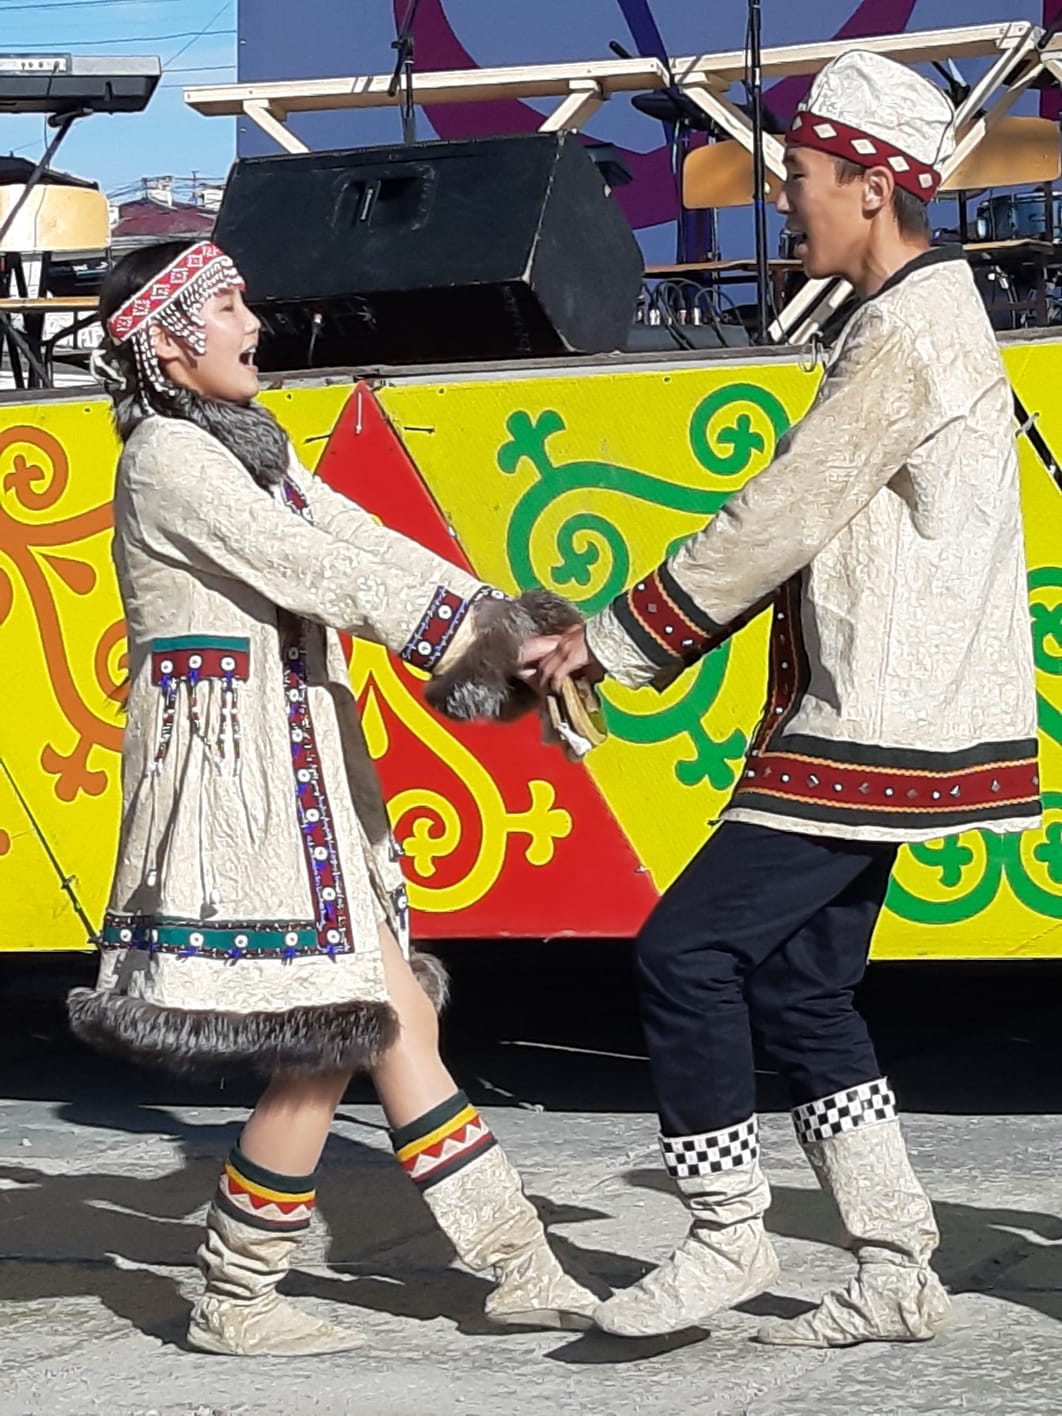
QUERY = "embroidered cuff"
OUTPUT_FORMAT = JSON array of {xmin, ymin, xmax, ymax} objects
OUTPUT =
[
  {"xmin": 612, "ymin": 563, "xmax": 722, "ymax": 669},
  {"xmin": 400, "ymin": 584, "xmax": 503, "ymax": 673}
]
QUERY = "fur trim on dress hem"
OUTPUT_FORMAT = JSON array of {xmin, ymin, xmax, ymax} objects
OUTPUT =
[
  {"xmin": 67, "ymin": 946, "xmax": 450, "ymax": 1077},
  {"xmin": 66, "ymin": 989, "xmax": 401, "ymax": 1078}
]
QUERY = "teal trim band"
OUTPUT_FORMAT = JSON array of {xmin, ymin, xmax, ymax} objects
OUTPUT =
[
  {"xmin": 102, "ymin": 913, "xmax": 324, "ymax": 958},
  {"xmin": 154, "ymin": 924, "xmax": 318, "ymax": 953},
  {"xmin": 151, "ymin": 635, "xmax": 251, "ymax": 653}
]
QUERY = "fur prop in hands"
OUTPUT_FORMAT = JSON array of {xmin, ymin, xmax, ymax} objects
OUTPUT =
[{"xmin": 425, "ymin": 590, "xmax": 582, "ymax": 722}]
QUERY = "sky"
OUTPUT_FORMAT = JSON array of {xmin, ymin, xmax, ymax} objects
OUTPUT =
[{"xmin": 1, "ymin": 0, "xmax": 238, "ymax": 198}]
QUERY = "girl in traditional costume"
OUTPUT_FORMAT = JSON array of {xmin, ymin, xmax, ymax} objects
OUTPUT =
[{"xmin": 69, "ymin": 240, "xmax": 594, "ymax": 1356}]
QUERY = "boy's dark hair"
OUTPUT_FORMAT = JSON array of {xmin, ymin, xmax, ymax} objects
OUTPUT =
[
  {"xmin": 96, "ymin": 241, "xmax": 288, "ymax": 488},
  {"xmin": 834, "ymin": 157, "xmax": 931, "ymax": 241}
]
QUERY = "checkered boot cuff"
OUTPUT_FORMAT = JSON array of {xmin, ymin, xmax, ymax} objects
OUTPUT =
[
  {"xmin": 659, "ymin": 1117, "xmax": 759, "ymax": 1179},
  {"xmin": 792, "ymin": 1079, "xmax": 897, "ymax": 1146}
]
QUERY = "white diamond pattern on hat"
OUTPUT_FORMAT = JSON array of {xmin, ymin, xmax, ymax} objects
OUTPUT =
[
  {"xmin": 106, "ymin": 241, "xmax": 244, "ymax": 346},
  {"xmin": 790, "ymin": 49, "xmax": 955, "ymax": 200},
  {"xmin": 888, "ymin": 155, "xmax": 910, "ymax": 172}
]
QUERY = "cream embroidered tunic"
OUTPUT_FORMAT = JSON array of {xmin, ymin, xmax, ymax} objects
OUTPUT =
[
  {"xmin": 91, "ymin": 416, "xmax": 491, "ymax": 1033},
  {"xmin": 587, "ymin": 248, "xmax": 1041, "ymax": 842}
]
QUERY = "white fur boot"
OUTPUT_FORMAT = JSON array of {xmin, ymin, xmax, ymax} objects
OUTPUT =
[
  {"xmin": 757, "ymin": 1082, "xmax": 951, "ymax": 1348},
  {"xmin": 394, "ymin": 1092, "xmax": 599, "ymax": 1330},
  {"xmin": 594, "ymin": 1118, "xmax": 780, "ymax": 1337},
  {"xmin": 187, "ymin": 1150, "xmax": 361, "ymax": 1357}
]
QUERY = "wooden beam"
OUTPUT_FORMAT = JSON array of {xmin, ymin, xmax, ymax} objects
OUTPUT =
[
  {"xmin": 672, "ymin": 21, "xmax": 1038, "ymax": 86},
  {"xmin": 682, "ymin": 86, "xmax": 787, "ymax": 180},
  {"xmin": 186, "ymin": 57, "xmax": 669, "ymax": 117},
  {"xmin": 538, "ymin": 81, "xmax": 603, "ymax": 134},
  {"xmin": 241, "ymin": 100, "xmax": 309, "ymax": 154}
]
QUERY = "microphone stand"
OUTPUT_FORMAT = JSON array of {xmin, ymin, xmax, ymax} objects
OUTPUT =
[
  {"xmin": 747, "ymin": 0, "xmax": 770, "ymax": 342},
  {"xmin": 389, "ymin": 0, "xmax": 423, "ymax": 144}
]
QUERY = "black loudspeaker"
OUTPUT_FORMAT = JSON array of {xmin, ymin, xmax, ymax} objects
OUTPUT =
[{"xmin": 212, "ymin": 132, "xmax": 645, "ymax": 370}]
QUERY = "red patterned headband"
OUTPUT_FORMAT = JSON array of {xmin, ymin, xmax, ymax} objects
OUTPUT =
[
  {"xmin": 786, "ymin": 111, "xmax": 942, "ymax": 200},
  {"xmin": 107, "ymin": 240, "xmax": 245, "ymax": 344}
]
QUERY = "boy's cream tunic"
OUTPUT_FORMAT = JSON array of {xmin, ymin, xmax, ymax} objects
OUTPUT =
[{"xmin": 587, "ymin": 249, "xmax": 1041, "ymax": 842}]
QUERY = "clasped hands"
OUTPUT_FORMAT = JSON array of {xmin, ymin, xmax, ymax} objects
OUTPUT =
[{"xmin": 518, "ymin": 622, "xmax": 604, "ymax": 696}]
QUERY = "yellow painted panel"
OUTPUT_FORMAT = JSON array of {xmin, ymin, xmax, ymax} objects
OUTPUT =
[
  {"xmin": 0, "ymin": 386, "xmax": 346, "ymax": 953},
  {"xmin": 0, "ymin": 401, "xmax": 123, "ymax": 950},
  {"xmin": 378, "ymin": 366, "xmax": 819, "ymax": 890}
]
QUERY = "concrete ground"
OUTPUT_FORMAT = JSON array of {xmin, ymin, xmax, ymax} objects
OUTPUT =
[{"xmin": 1, "ymin": 944, "xmax": 1060, "ymax": 1416}]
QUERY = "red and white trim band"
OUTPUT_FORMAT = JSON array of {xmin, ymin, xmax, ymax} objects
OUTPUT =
[
  {"xmin": 106, "ymin": 240, "xmax": 244, "ymax": 344},
  {"xmin": 741, "ymin": 753, "xmax": 1042, "ymax": 821},
  {"xmin": 787, "ymin": 111, "xmax": 942, "ymax": 200}
]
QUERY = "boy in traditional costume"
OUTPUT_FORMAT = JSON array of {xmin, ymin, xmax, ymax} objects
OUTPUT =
[
  {"xmin": 69, "ymin": 240, "xmax": 596, "ymax": 1356},
  {"xmin": 489, "ymin": 52, "xmax": 1040, "ymax": 1345}
]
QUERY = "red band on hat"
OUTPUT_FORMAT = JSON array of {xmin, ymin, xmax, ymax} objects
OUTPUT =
[
  {"xmin": 787, "ymin": 111, "xmax": 941, "ymax": 201},
  {"xmin": 106, "ymin": 241, "xmax": 244, "ymax": 344}
]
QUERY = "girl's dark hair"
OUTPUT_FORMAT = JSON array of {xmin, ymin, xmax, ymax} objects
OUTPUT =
[{"xmin": 97, "ymin": 240, "xmax": 289, "ymax": 488}]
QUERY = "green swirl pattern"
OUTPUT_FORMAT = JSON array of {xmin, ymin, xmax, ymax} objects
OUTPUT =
[{"xmin": 499, "ymin": 387, "xmax": 789, "ymax": 791}]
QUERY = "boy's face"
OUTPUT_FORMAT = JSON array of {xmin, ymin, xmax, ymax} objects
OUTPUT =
[
  {"xmin": 153, "ymin": 283, "xmax": 261, "ymax": 403},
  {"xmin": 777, "ymin": 146, "xmax": 869, "ymax": 282}
]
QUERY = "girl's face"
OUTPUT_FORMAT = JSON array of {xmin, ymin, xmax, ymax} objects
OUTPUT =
[{"xmin": 152, "ymin": 284, "xmax": 261, "ymax": 402}]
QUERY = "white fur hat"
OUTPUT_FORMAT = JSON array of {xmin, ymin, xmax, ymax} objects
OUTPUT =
[{"xmin": 786, "ymin": 50, "xmax": 956, "ymax": 201}]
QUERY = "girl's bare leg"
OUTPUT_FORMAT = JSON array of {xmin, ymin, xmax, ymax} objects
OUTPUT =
[
  {"xmin": 240, "ymin": 1067, "xmax": 353, "ymax": 1175},
  {"xmin": 370, "ymin": 924, "xmax": 457, "ymax": 1128},
  {"xmin": 189, "ymin": 1058, "xmax": 358, "ymax": 1355}
]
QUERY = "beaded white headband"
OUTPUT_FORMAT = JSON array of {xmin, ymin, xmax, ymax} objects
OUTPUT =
[{"xmin": 106, "ymin": 240, "xmax": 245, "ymax": 393}]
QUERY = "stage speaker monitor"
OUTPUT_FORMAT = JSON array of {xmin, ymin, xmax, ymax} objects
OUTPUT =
[{"xmin": 212, "ymin": 131, "xmax": 645, "ymax": 370}]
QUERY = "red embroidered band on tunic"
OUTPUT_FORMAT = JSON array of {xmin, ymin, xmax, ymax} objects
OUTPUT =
[
  {"xmin": 786, "ymin": 111, "xmax": 942, "ymax": 199},
  {"xmin": 738, "ymin": 752, "xmax": 1040, "ymax": 814},
  {"xmin": 614, "ymin": 563, "xmax": 723, "ymax": 668}
]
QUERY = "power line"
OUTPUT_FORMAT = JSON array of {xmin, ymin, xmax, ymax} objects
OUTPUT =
[
  {"xmin": 161, "ymin": 65, "xmax": 235, "ymax": 87},
  {"xmin": 166, "ymin": 62, "xmax": 234, "ymax": 74},
  {"xmin": 1, "ymin": 29, "xmax": 234, "ymax": 48},
  {"xmin": 0, "ymin": 0, "xmax": 184, "ymax": 11},
  {"xmin": 165, "ymin": 0, "xmax": 232, "ymax": 65}
]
